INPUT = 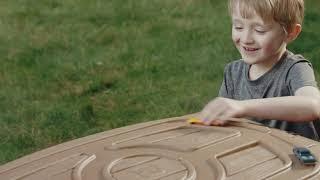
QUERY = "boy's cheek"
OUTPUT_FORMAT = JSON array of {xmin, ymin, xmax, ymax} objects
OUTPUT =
[
  {"xmin": 231, "ymin": 31, "xmax": 237, "ymax": 40},
  {"xmin": 231, "ymin": 37, "xmax": 241, "ymax": 49},
  {"xmin": 263, "ymin": 40, "xmax": 284, "ymax": 54},
  {"xmin": 231, "ymin": 33, "xmax": 240, "ymax": 44}
]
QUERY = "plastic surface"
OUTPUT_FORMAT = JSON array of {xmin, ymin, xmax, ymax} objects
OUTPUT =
[{"xmin": 1, "ymin": 114, "xmax": 320, "ymax": 180}]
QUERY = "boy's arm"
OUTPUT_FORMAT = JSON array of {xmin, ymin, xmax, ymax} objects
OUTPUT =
[
  {"xmin": 199, "ymin": 86, "xmax": 320, "ymax": 125},
  {"xmin": 242, "ymin": 86, "xmax": 320, "ymax": 122}
]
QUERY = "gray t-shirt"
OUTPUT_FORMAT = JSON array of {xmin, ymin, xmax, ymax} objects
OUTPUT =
[{"xmin": 219, "ymin": 50, "xmax": 318, "ymax": 139}]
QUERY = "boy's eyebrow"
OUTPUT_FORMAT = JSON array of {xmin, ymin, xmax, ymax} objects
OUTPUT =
[
  {"xmin": 232, "ymin": 18, "xmax": 272, "ymax": 28},
  {"xmin": 232, "ymin": 18, "xmax": 243, "ymax": 24},
  {"xmin": 252, "ymin": 23, "xmax": 273, "ymax": 29}
]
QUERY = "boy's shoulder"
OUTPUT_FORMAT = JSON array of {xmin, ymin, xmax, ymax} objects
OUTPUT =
[
  {"xmin": 284, "ymin": 51, "xmax": 312, "ymax": 71},
  {"xmin": 223, "ymin": 51, "xmax": 312, "ymax": 76},
  {"xmin": 224, "ymin": 51, "xmax": 310, "ymax": 70},
  {"xmin": 286, "ymin": 50, "xmax": 307, "ymax": 62},
  {"xmin": 224, "ymin": 59, "xmax": 246, "ymax": 73}
]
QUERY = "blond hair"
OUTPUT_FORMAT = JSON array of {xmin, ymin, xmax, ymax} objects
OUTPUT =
[{"xmin": 229, "ymin": 0, "xmax": 304, "ymax": 32}]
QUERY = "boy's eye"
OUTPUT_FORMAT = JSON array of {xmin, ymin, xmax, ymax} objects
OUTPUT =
[
  {"xmin": 255, "ymin": 29, "xmax": 266, "ymax": 34},
  {"xmin": 234, "ymin": 26, "xmax": 243, "ymax": 30}
]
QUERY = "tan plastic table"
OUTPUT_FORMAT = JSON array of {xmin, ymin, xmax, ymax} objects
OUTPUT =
[{"xmin": 1, "ymin": 114, "xmax": 320, "ymax": 180}]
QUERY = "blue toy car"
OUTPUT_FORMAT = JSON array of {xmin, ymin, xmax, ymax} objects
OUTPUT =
[{"xmin": 293, "ymin": 147, "xmax": 317, "ymax": 165}]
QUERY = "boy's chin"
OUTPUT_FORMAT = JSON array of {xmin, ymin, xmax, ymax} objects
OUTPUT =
[{"xmin": 241, "ymin": 58, "xmax": 257, "ymax": 65}]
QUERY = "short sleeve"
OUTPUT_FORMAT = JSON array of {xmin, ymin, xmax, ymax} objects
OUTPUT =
[
  {"xmin": 287, "ymin": 62, "xmax": 318, "ymax": 94},
  {"xmin": 218, "ymin": 64, "xmax": 233, "ymax": 98}
]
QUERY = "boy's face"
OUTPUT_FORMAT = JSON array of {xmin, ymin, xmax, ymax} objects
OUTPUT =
[{"xmin": 231, "ymin": 6, "xmax": 287, "ymax": 66}]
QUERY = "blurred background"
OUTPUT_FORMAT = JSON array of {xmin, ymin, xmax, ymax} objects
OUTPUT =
[{"xmin": 1, "ymin": 0, "xmax": 319, "ymax": 164}]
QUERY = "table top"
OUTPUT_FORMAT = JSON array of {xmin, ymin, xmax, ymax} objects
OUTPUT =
[{"xmin": 1, "ymin": 114, "xmax": 319, "ymax": 180}]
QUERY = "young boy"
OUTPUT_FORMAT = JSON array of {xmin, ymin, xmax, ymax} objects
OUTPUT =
[{"xmin": 198, "ymin": 0, "xmax": 320, "ymax": 140}]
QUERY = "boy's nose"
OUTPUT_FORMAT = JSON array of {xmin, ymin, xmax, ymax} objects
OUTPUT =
[{"xmin": 241, "ymin": 30, "xmax": 254, "ymax": 44}]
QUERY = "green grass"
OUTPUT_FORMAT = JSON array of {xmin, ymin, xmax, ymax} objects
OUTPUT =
[{"xmin": 0, "ymin": 0, "xmax": 320, "ymax": 164}]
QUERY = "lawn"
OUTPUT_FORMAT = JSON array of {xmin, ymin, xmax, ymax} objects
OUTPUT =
[{"xmin": 1, "ymin": 0, "xmax": 320, "ymax": 164}]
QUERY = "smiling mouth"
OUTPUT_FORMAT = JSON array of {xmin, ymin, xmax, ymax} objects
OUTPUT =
[{"xmin": 243, "ymin": 47, "xmax": 259, "ymax": 51}]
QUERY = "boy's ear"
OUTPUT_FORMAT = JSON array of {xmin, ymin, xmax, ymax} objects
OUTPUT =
[{"xmin": 285, "ymin": 24, "xmax": 302, "ymax": 43}]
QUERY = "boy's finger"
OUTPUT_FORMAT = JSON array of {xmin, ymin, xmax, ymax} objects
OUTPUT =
[{"xmin": 211, "ymin": 119, "xmax": 227, "ymax": 126}]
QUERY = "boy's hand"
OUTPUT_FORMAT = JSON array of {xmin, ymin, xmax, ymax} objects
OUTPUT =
[{"xmin": 198, "ymin": 97, "xmax": 246, "ymax": 126}]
